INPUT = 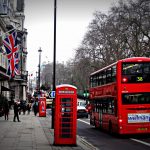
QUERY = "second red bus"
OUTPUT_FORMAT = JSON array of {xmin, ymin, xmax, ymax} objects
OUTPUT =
[{"xmin": 89, "ymin": 57, "xmax": 150, "ymax": 134}]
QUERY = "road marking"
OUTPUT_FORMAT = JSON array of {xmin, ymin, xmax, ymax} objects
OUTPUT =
[
  {"xmin": 78, "ymin": 119, "xmax": 150, "ymax": 147},
  {"xmin": 77, "ymin": 135, "xmax": 99, "ymax": 150},
  {"xmin": 130, "ymin": 138, "xmax": 150, "ymax": 147},
  {"xmin": 78, "ymin": 119, "xmax": 90, "ymax": 125}
]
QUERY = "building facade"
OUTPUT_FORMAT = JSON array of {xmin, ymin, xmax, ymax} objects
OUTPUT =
[{"xmin": 0, "ymin": 0, "xmax": 28, "ymax": 102}]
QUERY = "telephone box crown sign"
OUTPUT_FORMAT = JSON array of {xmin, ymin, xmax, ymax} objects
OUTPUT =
[{"xmin": 56, "ymin": 84, "xmax": 77, "ymax": 89}]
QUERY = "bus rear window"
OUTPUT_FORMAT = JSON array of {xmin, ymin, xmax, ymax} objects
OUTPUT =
[
  {"xmin": 122, "ymin": 92, "xmax": 150, "ymax": 104},
  {"xmin": 122, "ymin": 63, "xmax": 150, "ymax": 83}
]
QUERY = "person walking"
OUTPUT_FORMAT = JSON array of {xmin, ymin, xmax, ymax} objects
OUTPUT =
[
  {"xmin": 3, "ymin": 100, "xmax": 9, "ymax": 120},
  {"xmin": 22, "ymin": 102, "xmax": 26, "ymax": 115},
  {"xmin": 13, "ymin": 100, "xmax": 21, "ymax": 122},
  {"xmin": 27, "ymin": 103, "xmax": 31, "ymax": 114},
  {"xmin": 33, "ymin": 100, "xmax": 38, "ymax": 116}
]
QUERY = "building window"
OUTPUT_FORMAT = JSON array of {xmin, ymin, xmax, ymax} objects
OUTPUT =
[{"xmin": 17, "ymin": 0, "xmax": 24, "ymax": 12}]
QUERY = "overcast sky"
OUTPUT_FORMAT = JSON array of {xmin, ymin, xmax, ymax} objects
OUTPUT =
[{"xmin": 24, "ymin": 0, "xmax": 119, "ymax": 76}]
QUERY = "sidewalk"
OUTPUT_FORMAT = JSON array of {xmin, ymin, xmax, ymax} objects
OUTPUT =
[{"xmin": 0, "ymin": 109, "xmax": 97, "ymax": 150}]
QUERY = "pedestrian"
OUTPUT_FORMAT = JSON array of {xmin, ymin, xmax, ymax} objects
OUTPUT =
[
  {"xmin": 13, "ymin": 100, "xmax": 21, "ymax": 122},
  {"xmin": 26, "ymin": 103, "xmax": 31, "ymax": 114},
  {"xmin": 22, "ymin": 101, "xmax": 26, "ymax": 115},
  {"xmin": 3, "ymin": 100, "xmax": 9, "ymax": 120},
  {"xmin": 19, "ymin": 100, "xmax": 23, "ymax": 115},
  {"xmin": 33, "ymin": 100, "xmax": 38, "ymax": 116}
]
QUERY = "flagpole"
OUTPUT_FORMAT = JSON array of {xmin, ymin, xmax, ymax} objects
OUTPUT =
[
  {"xmin": 0, "ymin": 29, "xmax": 15, "ymax": 37},
  {"xmin": 0, "ymin": 24, "xmax": 21, "ymax": 37}
]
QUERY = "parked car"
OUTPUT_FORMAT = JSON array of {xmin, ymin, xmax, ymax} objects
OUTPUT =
[
  {"xmin": 77, "ymin": 99, "xmax": 86, "ymax": 107},
  {"xmin": 77, "ymin": 106, "xmax": 88, "ymax": 118}
]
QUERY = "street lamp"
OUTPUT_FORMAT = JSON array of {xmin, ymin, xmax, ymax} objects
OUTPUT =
[
  {"xmin": 38, "ymin": 47, "xmax": 42, "ymax": 94},
  {"xmin": 36, "ymin": 71, "xmax": 38, "ymax": 89},
  {"xmin": 28, "ymin": 73, "xmax": 33, "ymax": 92},
  {"xmin": 51, "ymin": 0, "xmax": 57, "ymax": 129}
]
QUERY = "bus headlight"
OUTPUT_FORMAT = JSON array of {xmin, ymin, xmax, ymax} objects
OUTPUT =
[{"xmin": 119, "ymin": 119, "xmax": 123, "ymax": 123}]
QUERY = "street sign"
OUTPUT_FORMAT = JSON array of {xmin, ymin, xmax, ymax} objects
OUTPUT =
[{"xmin": 49, "ymin": 91, "xmax": 55, "ymax": 98}]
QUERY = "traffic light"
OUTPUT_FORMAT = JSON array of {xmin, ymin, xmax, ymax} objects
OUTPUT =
[{"xmin": 83, "ymin": 90, "xmax": 89, "ymax": 98}]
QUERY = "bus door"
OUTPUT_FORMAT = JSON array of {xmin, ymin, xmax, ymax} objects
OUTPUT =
[{"xmin": 97, "ymin": 100, "xmax": 103, "ymax": 128}]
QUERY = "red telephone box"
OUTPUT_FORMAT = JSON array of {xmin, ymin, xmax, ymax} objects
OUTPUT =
[
  {"xmin": 54, "ymin": 84, "xmax": 77, "ymax": 145},
  {"xmin": 39, "ymin": 97, "xmax": 46, "ymax": 117}
]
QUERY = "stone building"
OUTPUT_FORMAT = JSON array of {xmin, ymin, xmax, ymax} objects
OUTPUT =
[{"xmin": 0, "ymin": 0, "xmax": 28, "ymax": 102}]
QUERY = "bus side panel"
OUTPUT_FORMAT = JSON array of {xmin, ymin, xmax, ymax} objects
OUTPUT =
[{"xmin": 116, "ymin": 61, "xmax": 122, "ymax": 134}]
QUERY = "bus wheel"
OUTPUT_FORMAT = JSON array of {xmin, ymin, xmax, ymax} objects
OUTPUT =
[{"xmin": 109, "ymin": 121, "xmax": 112, "ymax": 134}]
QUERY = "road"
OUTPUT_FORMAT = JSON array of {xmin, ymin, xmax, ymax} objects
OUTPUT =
[
  {"xmin": 77, "ymin": 117, "xmax": 150, "ymax": 150},
  {"xmin": 46, "ymin": 109, "xmax": 150, "ymax": 150}
]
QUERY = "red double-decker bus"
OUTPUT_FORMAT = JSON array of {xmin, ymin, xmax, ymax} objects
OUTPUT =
[{"xmin": 89, "ymin": 57, "xmax": 150, "ymax": 134}]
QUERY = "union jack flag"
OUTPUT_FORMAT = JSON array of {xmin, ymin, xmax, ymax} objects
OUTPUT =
[
  {"xmin": 2, "ymin": 31, "xmax": 20, "ymax": 77},
  {"xmin": 7, "ymin": 52, "xmax": 20, "ymax": 77}
]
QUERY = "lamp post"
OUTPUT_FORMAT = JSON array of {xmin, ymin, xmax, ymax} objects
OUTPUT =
[
  {"xmin": 36, "ymin": 71, "xmax": 38, "ymax": 89},
  {"xmin": 28, "ymin": 74, "xmax": 33, "ymax": 92},
  {"xmin": 51, "ymin": 0, "xmax": 57, "ymax": 129},
  {"xmin": 28, "ymin": 74, "xmax": 30, "ymax": 93},
  {"xmin": 38, "ymin": 47, "xmax": 42, "ymax": 95}
]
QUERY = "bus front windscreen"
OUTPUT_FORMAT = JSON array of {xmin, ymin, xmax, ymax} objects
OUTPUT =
[{"xmin": 122, "ymin": 62, "xmax": 150, "ymax": 83}]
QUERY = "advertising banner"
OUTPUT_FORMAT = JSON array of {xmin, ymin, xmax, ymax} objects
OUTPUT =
[{"xmin": 128, "ymin": 113, "xmax": 150, "ymax": 123}]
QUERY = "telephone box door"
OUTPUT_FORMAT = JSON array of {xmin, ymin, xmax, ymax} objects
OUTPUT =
[
  {"xmin": 54, "ymin": 84, "xmax": 77, "ymax": 145},
  {"xmin": 39, "ymin": 97, "xmax": 46, "ymax": 117}
]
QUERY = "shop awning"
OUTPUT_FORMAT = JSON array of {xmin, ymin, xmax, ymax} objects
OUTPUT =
[
  {"xmin": 1, "ymin": 86, "xmax": 14, "ymax": 92},
  {"xmin": 0, "ymin": 70, "xmax": 10, "ymax": 81}
]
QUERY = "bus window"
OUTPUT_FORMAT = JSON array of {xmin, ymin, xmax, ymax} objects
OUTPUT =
[
  {"xmin": 98, "ymin": 74, "xmax": 103, "ymax": 86},
  {"xmin": 91, "ymin": 75, "xmax": 97, "ymax": 87},
  {"xmin": 102, "ymin": 71, "xmax": 106, "ymax": 85},
  {"xmin": 90, "ymin": 77, "xmax": 93, "ymax": 87},
  {"xmin": 102, "ymin": 99, "xmax": 108, "ymax": 113},
  {"xmin": 106, "ymin": 98, "xmax": 115, "ymax": 114},
  {"xmin": 106, "ymin": 68, "xmax": 112, "ymax": 83},
  {"xmin": 96, "ymin": 75, "xmax": 99, "ymax": 86},
  {"xmin": 122, "ymin": 63, "xmax": 150, "ymax": 83},
  {"xmin": 112, "ymin": 66, "xmax": 116, "ymax": 82},
  {"xmin": 143, "ymin": 64, "xmax": 150, "ymax": 73},
  {"xmin": 114, "ymin": 99, "xmax": 117, "ymax": 116},
  {"xmin": 122, "ymin": 92, "xmax": 150, "ymax": 104}
]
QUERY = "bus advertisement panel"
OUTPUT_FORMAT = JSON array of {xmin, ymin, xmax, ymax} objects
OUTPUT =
[{"xmin": 89, "ymin": 57, "xmax": 150, "ymax": 134}]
